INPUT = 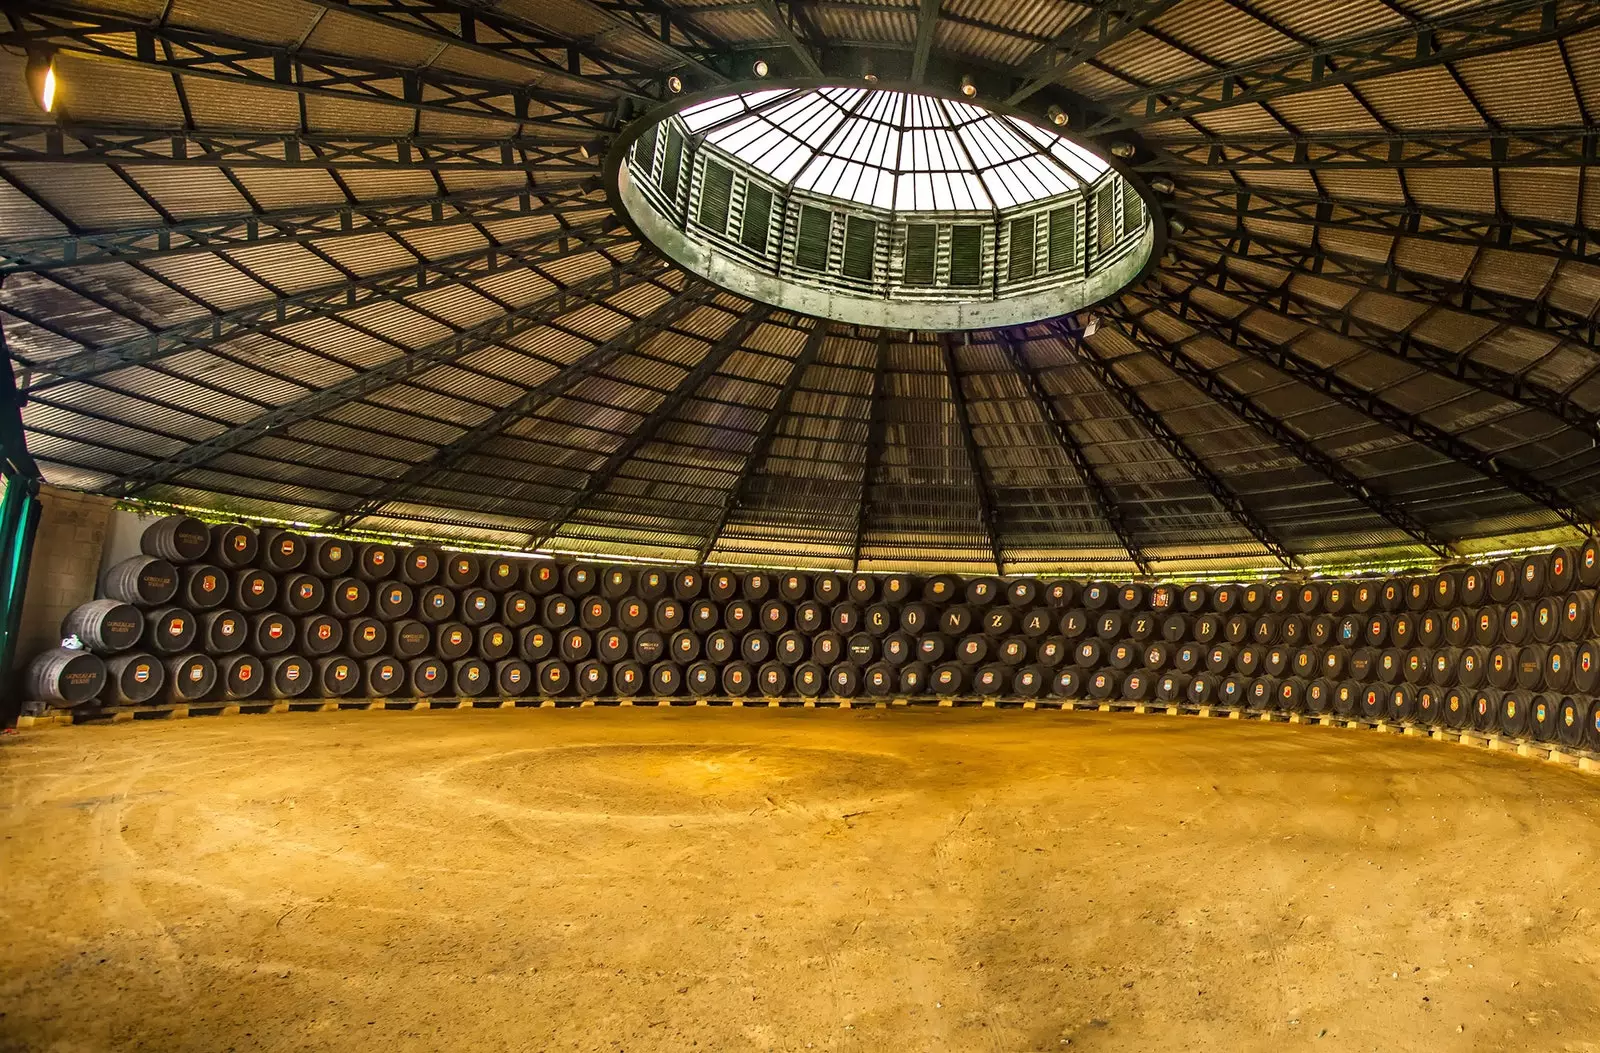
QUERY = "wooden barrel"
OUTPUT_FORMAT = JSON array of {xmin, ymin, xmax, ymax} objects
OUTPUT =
[
  {"xmin": 721, "ymin": 660, "xmax": 755, "ymax": 697},
  {"xmin": 776, "ymin": 572, "xmax": 810, "ymax": 602},
  {"xmin": 558, "ymin": 563, "xmax": 594, "ymax": 597},
  {"xmin": 398, "ymin": 547, "xmax": 441, "ymax": 586},
  {"xmin": 308, "ymin": 537, "xmax": 354, "ymax": 578},
  {"xmin": 102, "ymin": 555, "xmax": 179, "ymax": 606},
  {"xmin": 810, "ymin": 630, "xmax": 843, "ymax": 665},
  {"xmin": 444, "ymin": 553, "xmax": 483, "ymax": 589},
  {"xmin": 345, "ymin": 616, "xmax": 388, "ymax": 657},
  {"xmin": 607, "ymin": 660, "xmax": 643, "ymax": 697},
  {"xmin": 1179, "ymin": 584, "xmax": 1209, "ymax": 613},
  {"xmin": 559, "ymin": 627, "xmax": 594, "ymax": 663},
  {"xmin": 650, "ymin": 598, "xmax": 684, "ymax": 632},
  {"xmin": 1401, "ymin": 650, "xmax": 1430, "ymax": 686},
  {"xmin": 214, "ymin": 653, "xmax": 263, "ymax": 700},
  {"xmin": 994, "ymin": 638, "xmax": 1029, "ymax": 667},
  {"xmin": 1304, "ymin": 678, "xmax": 1335, "ymax": 715},
  {"xmin": 26, "ymin": 647, "xmax": 106, "ymax": 704},
  {"xmin": 898, "ymin": 602, "xmax": 934, "ymax": 635},
  {"xmin": 494, "ymin": 591, "xmax": 532, "ymax": 629},
  {"xmin": 496, "ymin": 659, "xmax": 533, "ymax": 697},
  {"xmin": 175, "ymin": 564, "xmax": 228, "ymax": 610},
  {"xmin": 1073, "ymin": 638, "xmax": 1103, "ymax": 669},
  {"xmin": 362, "ymin": 657, "xmax": 405, "ymax": 699},
  {"xmin": 600, "ymin": 566, "xmax": 634, "ymax": 600},
  {"xmin": 209, "ymin": 524, "xmax": 259, "ymax": 569},
  {"xmin": 276, "ymin": 573, "xmax": 324, "ymax": 616},
  {"xmin": 258, "ymin": 528, "xmax": 307, "ymax": 572},
  {"xmin": 666, "ymin": 628, "xmax": 698, "ymax": 664},
  {"xmin": 390, "ymin": 619, "xmax": 430, "ymax": 659},
  {"xmin": 1050, "ymin": 667, "xmax": 1083, "ymax": 699},
  {"xmin": 671, "ymin": 568, "xmax": 703, "ymax": 601},
  {"xmin": 1542, "ymin": 643, "xmax": 1576, "ymax": 693},
  {"xmin": 1581, "ymin": 541, "xmax": 1600, "ymax": 588},
  {"xmin": 687, "ymin": 600, "xmax": 719, "ymax": 633},
  {"xmin": 575, "ymin": 660, "xmax": 610, "ymax": 697},
  {"xmin": 142, "ymin": 607, "xmax": 197, "ymax": 654},
  {"xmin": 828, "ymin": 663, "xmax": 862, "ymax": 698},
  {"xmin": 1496, "ymin": 689, "xmax": 1531, "ymax": 736},
  {"xmin": 756, "ymin": 600, "xmax": 789, "ymax": 633},
  {"xmin": 1532, "ymin": 596, "xmax": 1561, "ymax": 644},
  {"xmin": 921, "ymin": 574, "xmax": 958, "ymax": 604},
  {"xmin": 519, "ymin": 626, "xmax": 555, "ymax": 662},
  {"xmin": 1402, "ymin": 577, "xmax": 1428, "ymax": 612},
  {"xmin": 140, "ymin": 515, "xmax": 212, "ymax": 563},
  {"xmin": 452, "ymin": 658, "xmax": 491, "ymax": 697},
  {"xmin": 1559, "ymin": 591, "xmax": 1594, "ymax": 641},
  {"xmin": 791, "ymin": 601, "xmax": 824, "ymax": 634},
  {"xmin": 939, "ymin": 605, "xmax": 974, "ymax": 636},
  {"xmin": 1374, "ymin": 648, "xmax": 1402, "ymax": 684},
  {"xmin": 1277, "ymin": 677, "xmax": 1306, "ymax": 713},
  {"xmin": 476, "ymin": 623, "xmax": 514, "ymax": 662},
  {"xmin": 356, "ymin": 543, "xmax": 398, "ymax": 582},
  {"xmin": 1347, "ymin": 648, "xmax": 1377, "ymax": 682},
  {"xmin": 1468, "ymin": 689, "xmax": 1498, "ymax": 731},
  {"xmin": 1575, "ymin": 640, "xmax": 1600, "ymax": 694},
  {"xmin": 102, "ymin": 652, "xmax": 165, "ymax": 704},
  {"xmin": 1044, "ymin": 580, "xmax": 1079, "ymax": 609},
  {"xmin": 537, "ymin": 593, "xmax": 573, "ymax": 628},
  {"xmin": 596, "ymin": 628, "xmax": 630, "ymax": 663},
  {"xmin": 1487, "ymin": 560, "xmax": 1518, "ymax": 603},
  {"xmin": 524, "ymin": 560, "xmax": 558, "ymax": 595},
  {"xmin": 579, "ymin": 596, "xmax": 612, "ymax": 631},
  {"xmin": 1081, "ymin": 582, "xmax": 1113, "ymax": 610},
  {"xmin": 230, "ymin": 568, "xmax": 276, "ymax": 613},
  {"xmin": 1501, "ymin": 601, "xmax": 1532, "ymax": 645},
  {"xmin": 882, "ymin": 632, "xmax": 914, "ymax": 665},
  {"xmin": 298, "ymin": 614, "xmax": 342, "ymax": 656},
  {"xmin": 415, "ymin": 585, "xmax": 455, "ymax": 623},
  {"xmin": 1239, "ymin": 584, "xmax": 1266, "ymax": 615},
  {"xmin": 1525, "ymin": 693, "xmax": 1557, "ymax": 742},
  {"xmin": 756, "ymin": 661, "xmax": 789, "ymax": 696},
  {"xmin": 955, "ymin": 635, "xmax": 989, "ymax": 666},
  {"xmin": 373, "ymin": 581, "xmax": 414, "ymax": 620},
  {"xmin": 1155, "ymin": 671, "xmax": 1189, "ymax": 703},
  {"xmin": 62, "ymin": 599, "xmax": 143, "ymax": 653},
  {"xmin": 1244, "ymin": 676, "xmax": 1276, "ymax": 711},
  {"xmin": 649, "ymin": 660, "xmax": 684, "ymax": 697},
  {"xmin": 1471, "ymin": 607, "xmax": 1501, "ymax": 646},
  {"xmin": 963, "ymin": 663, "xmax": 1001, "ymax": 697},
  {"xmin": 1486, "ymin": 644, "xmax": 1518, "ymax": 689},
  {"xmin": 630, "ymin": 629, "xmax": 664, "ymax": 664},
  {"xmin": 464, "ymin": 582, "xmax": 499, "ymax": 624},
  {"xmin": 409, "ymin": 658, "xmax": 449, "ymax": 697},
  {"xmin": 166, "ymin": 654, "xmax": 218, "ymax": 702},
  {"xmin": 931, "ymin": 662, "xmax": 967, "ymax": 697},
  {"xmin": 1004, "ymin": 578, "xmax": 1038, "ymax": 609},
  {"xmin": 1556, "ymin": 696, "xmax": 1590, "ymax": 748},
  {"xmin": 1185, "ymin": 672, "xmax": 1219, "ymax": 706},
  {"xmin": 1012, "ymin": 666, "xmax": 1046, "ymax": 698},
  {"xmin": 743, "ymin": 632, "xmax": 773, "ymax": 665},
  {"xmin": 269, "ymin": 654, "xmax": 314, "ymax": 699},
  {"xmin": 849, "ymin": 574, "xmax": 879, "ymax": 603},
  {"xmin": 980, "ymin": 607, "xmax": 1015, "ymax": 638},
  {"xmin": 250, "ymin": 612, "xmax": 294, "ymax": 655},
  {"xmin": 775, "ymin": 630, "xmax": 808, "ymax": 666}
]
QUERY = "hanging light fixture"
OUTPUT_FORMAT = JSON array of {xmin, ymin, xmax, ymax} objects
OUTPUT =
[
  {"xmin": 1046, "ymin": 105, "xmax": 1068, "ymax": 127},
  {"xmin": 1109, "ymin": 141, "xmax": 1136, "ymax": 159},
  {"xmin": 960, "ymin": 75, "xmax": 977, "ymax": 97},
  {"xmin": 752, "ymin": 59, "xmax": 770, "ymax": 77},
  {"xmin": 1150, "ymin": 177, "xmax": 1175, "ymax": 193},
  {"xmin": 25, "ymin": 49, "xmax": 58, "ymax": 113},
  {"xmin": 666, "ymin": 74, "xmax": 684, "ymax": 94}
]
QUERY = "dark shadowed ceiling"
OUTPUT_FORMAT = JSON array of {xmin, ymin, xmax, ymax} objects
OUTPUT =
[{"xmin": 3, "ymin": 0, "xmax": 1599, "ymax": 575}]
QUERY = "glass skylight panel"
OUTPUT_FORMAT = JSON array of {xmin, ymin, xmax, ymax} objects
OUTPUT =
[{"xmin": 680, "ymin": 88, "xmax": 1106, "ymax": 212}]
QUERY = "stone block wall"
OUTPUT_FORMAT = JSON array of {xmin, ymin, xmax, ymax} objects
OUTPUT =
[{"xmin": 17, "ymin": 485, "xmax": 115, "ymax": 664}]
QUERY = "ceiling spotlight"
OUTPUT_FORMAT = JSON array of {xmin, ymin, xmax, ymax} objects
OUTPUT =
[
  {"xmin": 666, "ymin": 74, "xmax": 684, "ymax": 94},
  {"xmin": 752, "ymin": 59, "xmax": 769, "ymax": 77},
  {"xmin": 960, "ymin": 75, "xmax": 977, "ymax": 97},
  {"xmin": 1046, "ymin": 105, "xmax": 1068, "ymax": 127},
  {"xmin": 25, "ymin": 49, "xmax": 58, "ymax": 113},
  {"xmin": 1150, "ymin": 176, "xmax": 1175, "ymax": 193},
  {"xmin": 1169, "ymin": 216, "xmax": 1187, "ymax": 236},
  {"xmin": 863, "ymin": 72, "xmax": 879, "ymax": 84},
  {"xmin": 1109, "ymin": 141, "xmax": 1136, "ymax": 159},
  {"xmin": 578, "ymin": 136, "xmax": 607, "ymax": 161}
]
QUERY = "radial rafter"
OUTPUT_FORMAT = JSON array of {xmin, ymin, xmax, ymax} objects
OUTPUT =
[
  {"xmin": 998, "ymin": 333, "xmax": 1149, "ymax": 574},
  {"xmin": 942, "ymin": 336, "xmax": 1004, "ymax": 574},
  {"xmin": 1170, "ymin": 182, "xmax": 1600, "ymax": 268},
  {"xmin": 1087, "ymin": 0, "xmax": 1600, "ymax": 132},
  {"xmin": 1048, "ymin": 322, "xmax": 1299, "ymax": 569},
  {"xmin": 530, "ymin": 305, "xmax": 774, "ymax": 549},
  {"xmin": 853, "ymin": 331, "xmax": 891, "ymax": 571},
  {"xmin": 110, "ymin": 258, "xmax": 671, "ymax": 498},
  {"xmin": 1149, "ymin": 282, "xmax": 1594, "ymax": 534},
  {"xmin": 1007, "ymin": 1, "xmax": 1184, "ymax": 104},
  {"xmin": 26, "ymin": 223, "xmax": 632, "ymax": 392},
  {"xmin": 330, "ymin": 282, "xmax": 717, "ymax": 529},
  {"xmin": 1137, "ymin": 125, "xmax": 1598, "ymax": 172},
  {"xmin": 1, "ymin": 4, "xmax": 615, "ymax": 132},
  {"xmin": 1108, "ymin": 299, "xmax": 1456, "ymax": 557}
]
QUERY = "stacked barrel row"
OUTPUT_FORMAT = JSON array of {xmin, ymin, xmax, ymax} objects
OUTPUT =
[{"xmin": 15, "ymin": 517, "xmax": 1600, "ymax": 749}]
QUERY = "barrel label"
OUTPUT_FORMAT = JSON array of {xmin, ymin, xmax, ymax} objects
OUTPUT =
[
  {"xmin": 448, "ymin": 630, "xmax": 463, "ymax": 645},
  {"xmin": 286, "ymin": 666, "xmax": 301, "ymax": 681},
  {"xmin": 512, "ymin": 598, "xmax": 528, "ymax": 614},
  {"xmin": 268, "ymin": 624, "xmax": 283, "ymax": 639},
  {"xmin": 233, "ymin": 535, "xmax": 247, "ymax": 551},
  {"xmin": 388, "ymin": 588, "xmax": 403, "ymax": 604},
  {"xmin": 467, "ymin": 668, "xmax": 480, "ymax": 681},
  {"xmin": 133, "ymin": 665, "xmax": 150, "ymax": 683},
  {"xmin": 457, "ymin": 560, "xmax": 472, "ymax": 576},
  {"xmin": 474, "ymin": 597, "xmax": 488, "ymax": 611},
  {"xmin": 508, "ymin": 669, "xmax": 523, "ymax": 684},
  {"xmin": 203, "ymin": 575, "xmax": 217, "ymax": 591},
  {"xmin": 299, "ymin": 583, "xmax": 315, "ymax": 599},
  {"xmin": 1563, "ymin": 706, "xmax": 1574, "ymax": 726},
  {"xmin": 1524, "ymin": 565, "xmax": 1535, "ymax": 583},
  {"xmin": 190, "ymin": 666, "xmax": 203, "ymax": 681},
  {"xmin": 414, "ymin": 554, "xmax": 429, "ymax": 569},
  {"xmin": 238, "ymin": 664, "xmax": 253, "ymax": 682},
  {"xmin": 329, "ymin": 546, "xmax": 343, "ymax": 560},
  {"xmin": 1539, "ymin": 608, "xmax": 1550, "ymax": 626},
  {"xmin": 221, "ymin": 619, "xmax": 236, "ymax": 634},
  {"xmin": 345, "ymin": 586, "xmax": 360, "ymax": 601},
  {"xmin": 318, "ymin": 624, "xmax": 331, "ymax": 640},
  {"xmin": 372, "ymin": 551, "xmax": 387, "ymax": 566},
  {"xmin": 425, "ymin": 667, "xmax": 438, "ymax": 681},
  {"xmin": 251, "ymin": 579, "xmax": 264, "ymax": 595},
  {"xmin": 169, "ymin": 618, "xmax": 185, "ymax": 635}
]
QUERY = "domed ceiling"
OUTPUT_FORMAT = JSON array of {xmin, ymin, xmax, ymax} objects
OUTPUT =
[{"xmin": 2, "ymin": 0, "xmax": 1599, "ymax": 576}]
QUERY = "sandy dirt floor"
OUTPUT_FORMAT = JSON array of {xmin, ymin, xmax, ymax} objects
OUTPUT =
[{"xmin": 1, "ymin": 706, "xmax": 1598, "ymax": 1053}]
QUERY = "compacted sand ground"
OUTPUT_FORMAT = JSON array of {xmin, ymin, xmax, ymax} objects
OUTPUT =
[{"xmin": 2, "ymin": 706, "xmax": 1598, "ymax": 1052}]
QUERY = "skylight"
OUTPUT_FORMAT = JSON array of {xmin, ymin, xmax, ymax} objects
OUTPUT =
[{"xmin": 679, "ymin": 87, "xmax": 1109, "ymax": 212}]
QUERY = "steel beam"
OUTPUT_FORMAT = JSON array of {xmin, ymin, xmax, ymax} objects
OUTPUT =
[
  {"xmin": 0, "ymin": 181, "xmax": 604, "ymax": 274},
  {"xmin": 1137, "ymin": 125, "xmax": 1598, "ymax": 172},
  {"xmin": 696, "ymin": 320, "xmax": 826, "ymax": 563},
  {"xmin": 751, "ymin": 0, "xmax": 824, "ymax": 75},
  {"xmin": 298, "ymin": 0, "xmax": 659, "ymax": 96},
  {"xmin": 109, "ymin": 257, "xmax": 670, "ymax": 498},
  {"xmin": 1108, "ymin": 298, "xmax": 1455, "ymax": 557},
  {"xmin": 1088, "ymin": 0, "xmax": 1600, "ymax": 132},
  {"xmin": 1171, "ymin": 182, "xmax": 1600, "ymax": 267},
  {"xmin": 1007, "ymin": 1, "xmax": 1183, "ymax": 104},
  {"xmin": 1147, "ymin": 281, "xmax": 1594, "ymax": 535},
  {"xmin": 28, "ymin": 222, "xmax": 632, "ymax": 393},
  {"xmin": 1049, "ymin": 321, "xmax": 1299, "ymax": 569},
  {"xmin": 0, "ymin": 123, "xmax": 597, "ymax": 172},
  {"xmin": 910, "ymin": 0, "xmax": 942, "ymax": 82},
  {"xmin": 852, "ymin": 332, "xmax": 891, "ymax": 572},
  {"xmin": 1160, "ymin": 247, "xmax": 1600, "ymax": 437},
  {"xmin": 1, "ymin": 4, "xmax": 614, "ymax": 132},
  {"xmin": 327, "ymin": 282, "xmax": 717, "ymax": 528},
  {"xmin": 1176, "ymin": 219, "xmax": 1598, "ymax": 347},
  {"xmin": 579, "ymin": 0, "xmax": 731, "ymax": 83},
  {"xmin": 942, "ymin": 335, "xmax": 1004, "ymax": 574},
  {"xmin": 529, "ymin": 305, "xmax": 772, "ymax": 548},
  {"xmin": 998, "ymin": 333, "xmax": 1149, "ymax": 574}
]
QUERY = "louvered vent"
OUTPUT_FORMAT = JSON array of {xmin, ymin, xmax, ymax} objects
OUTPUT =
[
  {"xmin": 903, "ymin": 224, "xmax": 937, "ymax": 285},
  {"xmin": 795, "ymin": 206, "xmax": 831, "ymax": 271},
  {"xmin": 634, "ymin": 124, "xmax": 658, "ymax": 178},
  {"xmin": 1008, "ymin": 215, "xmax": 1035, "ymax": 281},
  {"xmin": 741, "ymin": 183, "xmax": 773, "ymax": 253},
  {"xmin": 1048, "ymin": 206, "xmax": 1076, "ymax": 272},
  {"xmin": 1095, "ymin": 182, "xmax": 1116, "ymax": 253},
  {"xmin": 843, "ymin": 216, "xmax": 876, "ymax": 281},
  {"xmin": 949, "ymin": 225, "xmax": 983, "ymax": 287},
  {"xmin": 661, "ymin": 125, "xmax": 685, "ymax": 202},
  {"xmin": 698, "ymin": 159, "xmax": 733, "ymax": 233},
  {"xmin": 1121, "ymin": 178, "xmax": 1143, "ymax": 234}
]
